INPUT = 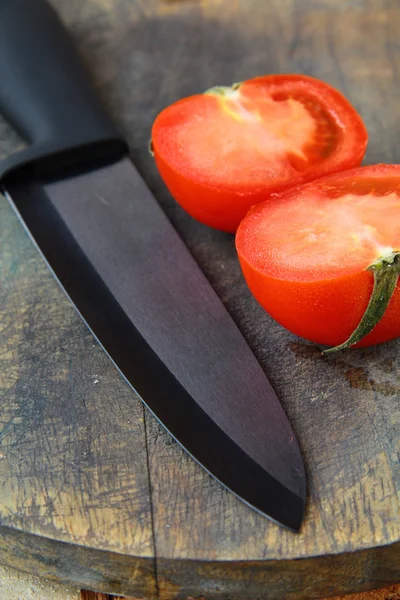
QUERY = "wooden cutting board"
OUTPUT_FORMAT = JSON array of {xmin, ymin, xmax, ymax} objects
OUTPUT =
[{"xmin": 0, "ymin": 1, "xmax": 399, "ymax": 599}]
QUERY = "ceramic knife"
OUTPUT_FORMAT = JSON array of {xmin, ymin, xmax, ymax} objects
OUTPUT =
[{"xmin": 0, "ymin": 0, "xmax": 306, "ymax": 530}]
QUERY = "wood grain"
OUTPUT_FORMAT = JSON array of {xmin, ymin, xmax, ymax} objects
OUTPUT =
[
  {"xmin": 0, "ymin": 0, "xmax": 399, "ymax": 598},
  {"xmin": 78, "ymin": 586, "xmax": 400, "ymax": 600},
  {"xmin": 331, "ymin": 584, "xmax": 400, "ymax": 600},
  {"xmin": 78, "ymin": 582, "xmax": 400, "ymax": 600},
  {"xmin": 80, "ymin": 593, "xmax": 112, "ymax": 600},
  {"xmin": 80, "ymin": 591, "xmax": 136, "ymax": 600}
]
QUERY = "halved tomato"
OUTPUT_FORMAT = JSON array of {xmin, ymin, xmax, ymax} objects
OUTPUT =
[
  {"xmin": 151, "ymin": 75, "xmax": 368, "ymax": 232},
  {"xmin": 236, "ymin": 165, "xmax": 400, "ymax": 351}
]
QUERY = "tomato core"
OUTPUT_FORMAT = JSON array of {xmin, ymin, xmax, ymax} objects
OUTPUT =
[{"xmin": 156, "ymin": 83, "xmax": 343, "ymax": 191}]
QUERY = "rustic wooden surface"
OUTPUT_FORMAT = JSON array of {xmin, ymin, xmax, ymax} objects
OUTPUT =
[
  {"xmin": 0, "ymin": 0, "xmax": 399, "ymax": 598},
  {"xmin": 1, "ymin": 565, "xmax": 399, "ymax": 600},
  {"xmin": 330, "ymin": 585, "xmax": 400, "ymax": 600},
  {"xmin": 80, "ymin": 585, "xmax": 400, "ymax": 600},
  {"xmin": 79, "ymin": 585, "xmax": 400, "ymax": 600}
]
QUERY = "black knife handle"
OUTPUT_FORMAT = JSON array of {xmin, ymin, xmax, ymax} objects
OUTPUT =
[{"xmin": 0, "ymin": 0, "xmax": 128, "ymax": 183}]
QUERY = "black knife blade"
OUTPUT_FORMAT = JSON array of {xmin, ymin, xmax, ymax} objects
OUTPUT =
[{"xmin": 0, "ymin": 0, "xmax": 306, "ymax": 529}]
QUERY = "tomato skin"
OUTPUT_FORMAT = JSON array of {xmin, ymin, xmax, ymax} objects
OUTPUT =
[
  {"xmin": 237, "ymin": 253, "xmax": 400, "ymax": 347},
  {"xmin": 152, "ymin": 75, "xmax": 368, "ymax": 232},
  {"xmin": 153, "ymin": 149, "xmax": 270, "ymax": 233}
]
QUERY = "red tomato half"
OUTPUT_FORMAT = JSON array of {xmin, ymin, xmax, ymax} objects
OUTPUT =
[
  {"xmin": 236, "ymin": 165, "xmax": 400, "ymax": 349},
  {"xmin": 152, "ymin": 75, "xmax": 368, "ymax": 232}
]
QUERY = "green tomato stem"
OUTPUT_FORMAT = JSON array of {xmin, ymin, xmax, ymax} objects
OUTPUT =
[
  {"xmin": 148, "ymin": 139, "xmax": 154, "ymax": 157},
  {"xmin": 204, "ymin": 82, "xmax": 242, "ymax": 97},
  {"xmin": 323, "ymin": 251, "xmax": 400, "ymax": 355}
]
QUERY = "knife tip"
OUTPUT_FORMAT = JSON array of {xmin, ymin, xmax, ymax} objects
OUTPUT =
[{"xmin": 266, "ymin": 492, "xmax": 305, "ymax": 533}]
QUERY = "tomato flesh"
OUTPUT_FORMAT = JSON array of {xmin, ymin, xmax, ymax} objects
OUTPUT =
[
  {"xmin": 236, "ymin": 165, "xmax": 400, "ymax": 348},
  {"xmin": 160, "ymin": 88, "xmax": 322, "ymax": 186},
  {"xmin": 152, "ymin": 75, "xmax": 368, "ymax": 232}
]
